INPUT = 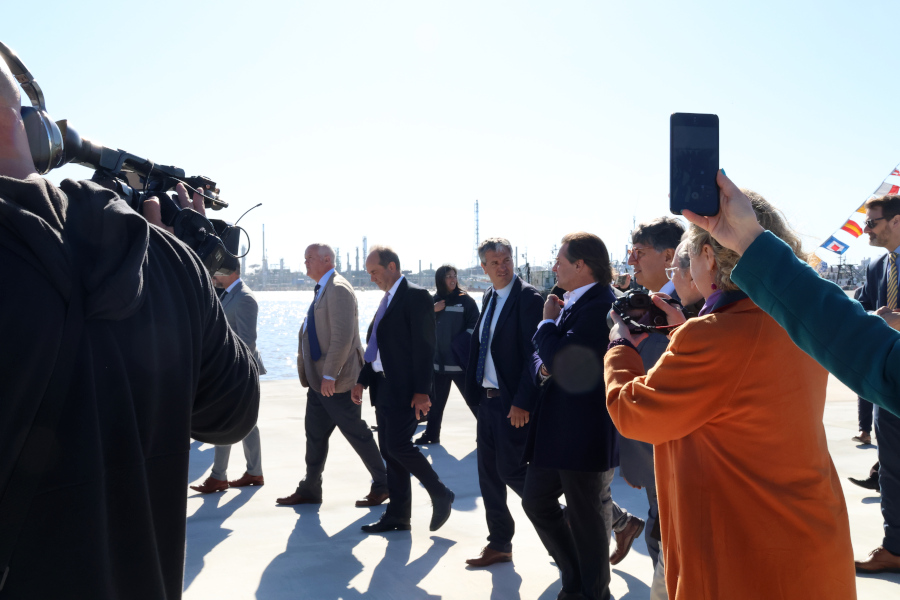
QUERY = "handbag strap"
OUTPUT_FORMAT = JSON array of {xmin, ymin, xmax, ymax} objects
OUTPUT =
[{"xmin": 0, "ymin": 282, "xmax": 84, "ymax": 592}]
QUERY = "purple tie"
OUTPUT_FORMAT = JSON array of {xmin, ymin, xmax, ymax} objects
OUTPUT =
[{"xmin": 364, "ymin": 292, "xmax": 390, "ymax": 363}]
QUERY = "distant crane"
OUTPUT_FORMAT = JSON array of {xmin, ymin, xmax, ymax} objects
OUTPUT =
[{"xmin": 473, "ymin": 199, "xmax": 479, "ymax": 267}]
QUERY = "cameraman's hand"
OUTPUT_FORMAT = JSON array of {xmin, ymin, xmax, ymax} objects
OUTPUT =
[
  {"xmin": 176, "ymin": 182, "xmax": 207, "ymax": 216},
  {"xmin": 651, "ymin": 293, "xmax": 687, "ymax": 328},
  {"xmin": 682, "ymin": 170, "xmax": 764, "ymax": 256},
  {"xmin": 608, "ymin": 309, "xmax": 648, "ymax": 346},
  {"xmin": 141, "ymin": 183, "xmax": 206, "ymax": 232}
]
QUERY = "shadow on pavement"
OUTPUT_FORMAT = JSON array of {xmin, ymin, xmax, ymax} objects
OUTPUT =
[
  {"xmin": 613, "ymin": 569, "xmax": 651, "ymax": 600},
  {"xmin": 184, "ymin": 486, "xmax": 261, "ymax": 591}
]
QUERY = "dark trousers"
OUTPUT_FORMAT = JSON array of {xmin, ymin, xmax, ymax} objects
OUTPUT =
[
  {"xmin": 297, "ymin": 388, "xmax": 388, "ymax": 498},
  {"xmin": 523, "ymin": 465, "xmax": 613, "ymax": 600},
  {"xmin": 372, "ymin": 382, "xmax": 445, "ymax": 520},
  {"xmin": 875, "ymin": 405, "xmax": 900, "ymax": 554},
  {"xmin": 423, "ymin": 372, "xmax": 468, "ymax": 440},
  {"xmin": 477, "ymin": 395, "xmax": 530, "ymax": 553},
  {"xmin": 859, "ymin": 396, "xmax": 874, "ymax": 433}
]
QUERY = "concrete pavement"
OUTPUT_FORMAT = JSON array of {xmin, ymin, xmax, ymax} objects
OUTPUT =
[{"xmin": 183, "ymin": 376, "xmax": 896, "ymax": 599}]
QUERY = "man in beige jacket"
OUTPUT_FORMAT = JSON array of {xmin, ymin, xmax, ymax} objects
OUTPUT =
[{"xmin": 276, "ymin": 244, "xmax": 389, "ymax": 507}]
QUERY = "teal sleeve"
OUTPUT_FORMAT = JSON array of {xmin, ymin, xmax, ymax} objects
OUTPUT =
[{"xmin": 731, "ymin": 230, "xmax": 900, "ymax": 414}]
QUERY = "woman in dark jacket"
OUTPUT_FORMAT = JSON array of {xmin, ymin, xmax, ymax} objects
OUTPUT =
[{"xmin": 415, "ymin": 265, "xmax": 479, "ymax": 444}]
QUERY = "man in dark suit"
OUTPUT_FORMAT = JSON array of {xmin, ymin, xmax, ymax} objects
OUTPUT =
[
  {"xmin": 191, "ymin": 265, "xmax": 267, "ymax": 493},
  {"xmin": 352, "ymin": 246, "xmax": 455, "ymax": 533},
  {"xmin": 462, "ymin": 238, "xmax": 543, "ymax": 568},
  {"xmin": 523, "ymin": 232, "xmax": 619, "ymax": 600},
  {"xmin": 854, "ymin": 194, "xmax": 900, "ymax": 574}
]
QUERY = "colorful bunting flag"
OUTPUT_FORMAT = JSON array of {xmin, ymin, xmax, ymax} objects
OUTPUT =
[
  {"xmin": 840, "ymin": 220, "xmax": 863, "ymax": 238},
  {"xmin": 822, "ymin": 236, "xmax": 850, "ymax": 254},
  {"xmin": 820, "ymin": 161, "xmax": 900, "ymax": 255}
]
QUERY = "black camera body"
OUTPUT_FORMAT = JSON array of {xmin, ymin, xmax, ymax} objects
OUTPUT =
[
  {"xmin": 0, "ymin": 40, "xmax": 239, "ymax": 277},
  {"xmin": 608, "ymin": 290, "xmax": 682, "ymax": 334}
]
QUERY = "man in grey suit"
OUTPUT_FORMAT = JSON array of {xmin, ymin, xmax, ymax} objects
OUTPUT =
[
  {"xmin": 191, "ymin": 266, "xmax": 267, "ymax": 493},
  {"xmin": 276, "ymin": 244, "xmax": 389, "ymax": 507}
]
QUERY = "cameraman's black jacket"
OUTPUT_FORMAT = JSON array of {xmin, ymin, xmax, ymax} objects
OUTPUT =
[{"xmin": 0, "ymin": 175, "xmax": 260, "ymax": 599}]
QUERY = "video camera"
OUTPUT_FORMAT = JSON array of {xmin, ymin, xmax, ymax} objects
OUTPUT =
[
  {"xmin": 608, "ymin": 289, "xmax": 683, "ymax": 335},
  {"xmin": 0, "ymin": 41, "xmax": 245, "ymax": 276}
]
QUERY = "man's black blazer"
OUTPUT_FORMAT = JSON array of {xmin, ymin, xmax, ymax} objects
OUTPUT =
[
  {"xmin": 525, "ymin": 283, "xmax": 619, "ymax": 472},
  {"xmin": 358, "ymin": 277, "xmax": 435, "ymax": 410},
  {"xmin": 463, "ymin": 276, "xmax": 544, "ymax": 413},
  {"xmin": 858, "ymin": 251, "xmax": 894, "ymax": 311}
]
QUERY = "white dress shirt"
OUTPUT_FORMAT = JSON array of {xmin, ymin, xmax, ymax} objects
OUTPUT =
[
  {"xmin": 479, "ymin": 277, "xmax": 516, "ymax": 389},
  {"xmin": 372, "ymin": 275, "xmax": 405, "ymax": 373},
  {"xmin": 538, "ymin": 282, "xmax": 598, "ymax": 329},
  {"xmin": 302, "ymin": 268, "xmax": 334, "ymax": 333}
]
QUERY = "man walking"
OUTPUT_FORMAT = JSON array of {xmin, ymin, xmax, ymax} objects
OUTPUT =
[
  {"xmin": 276, "ymin": 244, "xmax": 389, "ymax": 507},
  {"xmin": 352, "ymin": 246, "xmax": 454, "ymax": 533},
  {"xmin": 191, "ymin": 264, "xmax": 268, "ymax": 493},
  {"xmin": 462, "ymin": 238, "xmax": 544, "ymax": 567},
  {"xmin": 523, "ymin": 232, "xmax": 619, "ymax": 600},
  {"xmin": 854, "ymin": 194, "xmax": 900, "ymax": 573}
]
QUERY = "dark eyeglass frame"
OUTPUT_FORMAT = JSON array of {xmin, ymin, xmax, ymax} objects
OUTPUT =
[{"xmin": 865, "ymin": 216, "xmax": 887, "ymax": 229}]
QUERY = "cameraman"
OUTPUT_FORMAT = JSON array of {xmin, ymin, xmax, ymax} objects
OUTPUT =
[{"xmin": 0, "ymin": 58, "xmax": 260, "ymax": 599}]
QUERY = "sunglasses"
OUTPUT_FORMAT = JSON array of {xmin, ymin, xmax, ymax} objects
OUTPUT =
[{"xmin": 865, "ymin": 217, "xmax": 886, "ymax": 229}]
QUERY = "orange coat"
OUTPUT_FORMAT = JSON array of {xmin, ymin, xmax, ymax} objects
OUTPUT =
[{"xmin": 604, "ymin": 298, "xmax": 855, "ymax": 600}]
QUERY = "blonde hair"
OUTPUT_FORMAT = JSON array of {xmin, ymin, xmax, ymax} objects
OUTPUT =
[{"xmin": 687, "ymin": 189, "xmax": 803, "ymax": 292}]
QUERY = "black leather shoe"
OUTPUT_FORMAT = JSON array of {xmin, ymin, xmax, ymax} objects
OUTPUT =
[
  {"xmin": 361, "ymin": 514, "xmax": 411, "ymax": 533},
  {"xmin": 430, "ymin": 488, "xmax": 455, "ymax": 531},
  {"xmin": 848, "ymin": 474, "xmax": 881, "ymax": 492},
  {"xmin": 414, "ymin": 434, "xmax": 440, "ymax": 445}
]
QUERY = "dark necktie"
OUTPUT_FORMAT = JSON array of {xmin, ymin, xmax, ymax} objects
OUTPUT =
[
  {"xmin": 307, "ymin": 284, "xmax": 322, "ymax": 361},
  {"xmin": 888, "ymin": 252, "xmax": 898, "ymax": 310},
  {"xmin": 475, "ymin": 292, "xmax": 499, "ymax": 385},
  {"xmin": 364, "ymin": 292, "xmax": 391, "ymax": 363}
]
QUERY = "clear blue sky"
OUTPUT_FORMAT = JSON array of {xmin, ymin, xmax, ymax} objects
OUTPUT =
[{"xmin": 5, "ymin": 1, "xmax": 899, "ymax": 272}]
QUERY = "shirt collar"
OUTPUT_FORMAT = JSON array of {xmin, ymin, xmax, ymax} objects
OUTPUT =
[
  {"xmin": 493, "ymin": 277, "xmax": 516, "ymax": 300},
  {"xmin": 317, "ymin": 268, "xmax": 335, "ymax": 288},
  {"xmin": 387, "ymin": 275, "xmax": 404, "ymax": 299},
  {"xmin": 563, "ymin": 282, "xmax": 597, "ymax": 308},
  {"xmin": 224, "ymin": 278, "xmax": 241, "ymax": 294}
]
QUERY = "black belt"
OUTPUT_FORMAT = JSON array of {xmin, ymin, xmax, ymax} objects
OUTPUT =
[{"xmin": 483, "ymin": 388, "xmax": 501, "ymax": 398}]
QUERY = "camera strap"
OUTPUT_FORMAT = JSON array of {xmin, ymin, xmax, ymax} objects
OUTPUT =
[{"xmin": 0, "ymin": 279, "xmax": 84, "ymax": 593}]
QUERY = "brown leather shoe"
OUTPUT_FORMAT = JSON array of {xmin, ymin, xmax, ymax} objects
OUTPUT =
[
  {"xmin": 190, "ymin": 476, "xmax": 229, "ymax": 494},
  {"xmin": 852, "ymin": 431, "xmax": 872, "ymax": 444},
  {"xmin": 276, "ymin": 492, "xmax": 322, "ymax": 505},
  {"xmin": 465, "ymin": 547, "xmax": 512, "ymax": 568},
  {"xmin": 355, "ymin": 491, "xmax": 389, "ymax": 507},
  {"xmin": 229, "ymin": 472, "xmax": 265, "ymax": 488},
  {"xmin": 855, "ymin": 546, "xmax": 900, "ymax": 574},
  {"xmin": 610, "ymin": 515, "xmax": 645, "ymax": 565}
]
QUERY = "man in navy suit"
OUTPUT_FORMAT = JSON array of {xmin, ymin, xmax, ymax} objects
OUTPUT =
[
  {"xmin": 352, "ymin": 246, "xmax": 455, "ymax": 533},
  {"xmin": 462, "ymin": 238, "xmax": 544, "ymax": 568},
  {"xmin": 854, "ymin": 194, "xmax": 900, "ymax": 574},
  {"xmin": 523, "ymin": 232, "xmax": 619, "ymax": 600}
]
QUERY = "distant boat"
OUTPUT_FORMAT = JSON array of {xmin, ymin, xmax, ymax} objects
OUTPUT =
[{"xmin": 461, "ymin": 276, "xmax": 492, "ymax": 292}]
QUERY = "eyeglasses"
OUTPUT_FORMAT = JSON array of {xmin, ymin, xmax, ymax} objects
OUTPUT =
[
  {"xmin": 865, "ymin": 217, "xmax": 887, "ymax": 229},
  {"xmin": 665, "ymin": 267, "xmax": 678, "ymax": 280}
]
